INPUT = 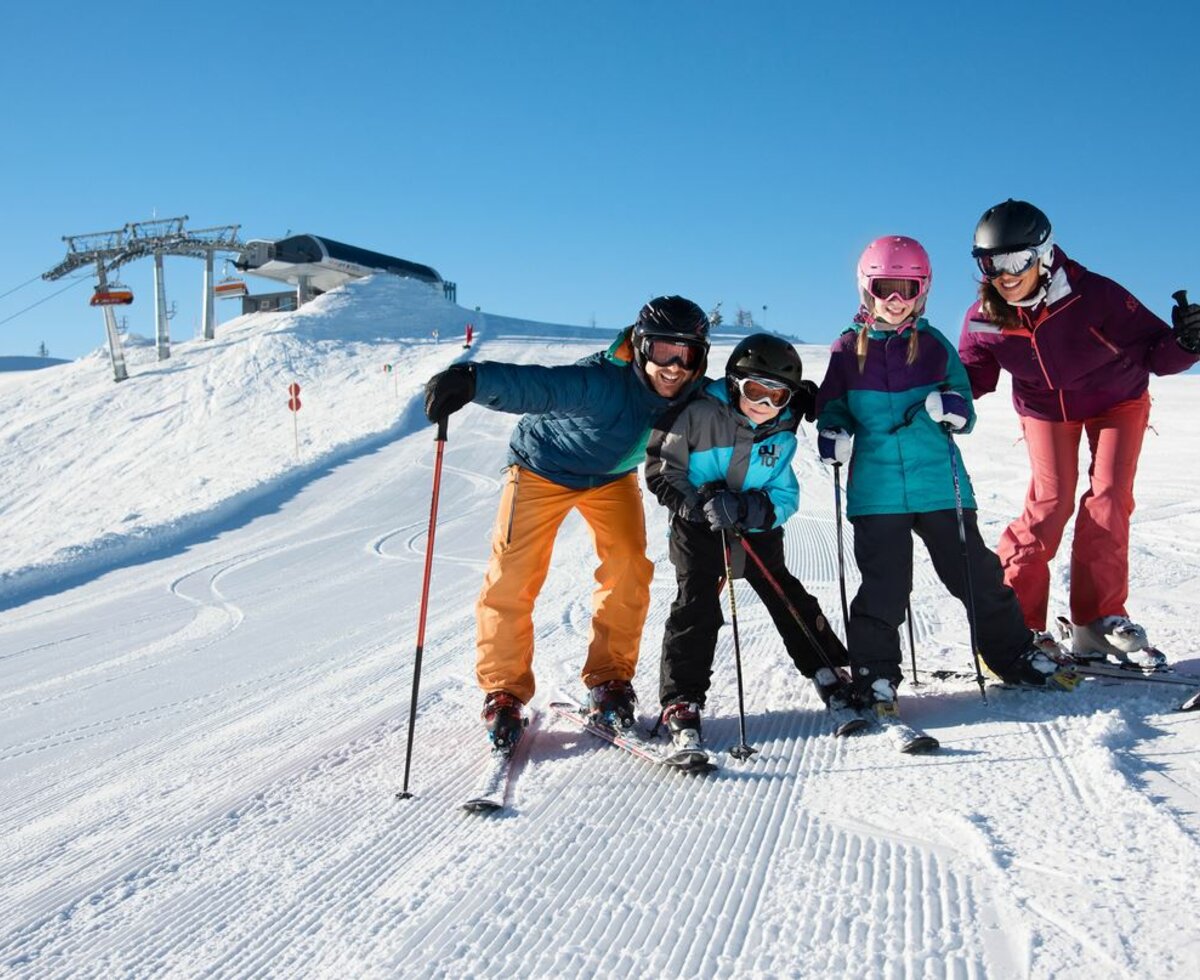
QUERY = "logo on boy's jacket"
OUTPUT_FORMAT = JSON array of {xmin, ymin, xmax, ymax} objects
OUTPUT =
[{"xmin": 758, "ymin": 444, "xmax": 779, "ymax": 467}]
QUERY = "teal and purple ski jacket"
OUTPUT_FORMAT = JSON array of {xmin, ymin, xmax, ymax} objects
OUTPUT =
[{"xmin": 816, "ymin": 319, "xmax": 976, "ymax": 518}]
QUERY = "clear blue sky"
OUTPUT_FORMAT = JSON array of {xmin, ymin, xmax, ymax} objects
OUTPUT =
[{"xmin": 3, "ymin": 0, "xmax": 1198, "ymax": 359}]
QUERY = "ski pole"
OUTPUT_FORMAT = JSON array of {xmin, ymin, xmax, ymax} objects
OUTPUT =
[
  {"xmin": 738, "ymin": 531, "xmax": 841, "ymax": 675},
  {"xmin": 721, "ymin": 529, "xmax": 757, "ymax": 761},
  {"xmin": 945, "ymin": 432, "xmax": 988, "ymax": 704},
  {"xmin": 831, "ymin": 462, "xmax": 851, "ymax": 640},
  {"xmin": 397, "ymin": 416, "xmax": 450, "ymax": 800},
  {"xmin": 906, "ymin": 604, "xmax": 920, "ymax": 687}
]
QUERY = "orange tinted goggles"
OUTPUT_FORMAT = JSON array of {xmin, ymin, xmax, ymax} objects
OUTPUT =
[{"xmin": 733, "ymin": 375, "xmax": 792, "ymax": 408}]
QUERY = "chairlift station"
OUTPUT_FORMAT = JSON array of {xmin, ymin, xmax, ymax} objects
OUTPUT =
[{"xmin": 42, "ymin": 218, "xmax": 453, "ymax": 381}]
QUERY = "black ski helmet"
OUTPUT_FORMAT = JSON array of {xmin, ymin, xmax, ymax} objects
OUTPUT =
[
  {"xmin": 972, "ymin": 199, "xmax": 1052, "ymax": 257},
  {"xmin": 631, "ymin": 295, "xmax": 710, "ymax": 374},
  {"xmin": 633, "ymin": 295, "xmax": 711, "ymax": 345},
  {"xmin": 725, "ymin": 333, "xmax": 803, "ymax": 402}
]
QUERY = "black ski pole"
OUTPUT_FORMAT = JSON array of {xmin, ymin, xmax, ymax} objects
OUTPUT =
[
  {"xmin": 831, "ymin": 462, "xmax": 851, "ymax": 640},
  {"xmin": 721, "ymin": 529, "xmax": 757, "ymax": 761},
  {"xmin": 945, "ymin": 432, "xmax": 988, "ymax": 704},
  {"xmin": 397, "ymin": 416, "xmax": 450, "ymax": 800},
  {"xmin": 906, "ymin": 603, "xmax": 920, "ymax": 687}
]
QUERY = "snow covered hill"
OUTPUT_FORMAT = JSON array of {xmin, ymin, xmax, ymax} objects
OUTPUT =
[{"xmin": 2, "ymin": 279, "xmax": 1199, "ymax": 977}]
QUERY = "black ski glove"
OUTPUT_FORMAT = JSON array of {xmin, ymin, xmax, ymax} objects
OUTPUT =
[
  {"xmin": 793, "ymin": 380, "xmax": 819, "ymax": 423},
  {"xmin": 424, "ymin": 364, "xmax": 476, "ymax": 422},
  {"xmin": 702, "ymin": 489, "xmax": 775, "ymax": 532},
  {"xmin": 1172, "ymin": 301, "xmax": 1200, "ymax": 354},
  {"xmin": 738, "ymin": 489, "xmax": 775, "ymax": 530}
]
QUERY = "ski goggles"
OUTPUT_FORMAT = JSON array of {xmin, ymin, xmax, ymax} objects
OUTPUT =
[
  {"xmin": 638, "ymin": 335, "xmax": 705, "ymax": 370},
  {"xmin": 975, "ymin": 248, "xmax": 1040, "ymax": 280},
  {"xmin": 866, "ymin": 277, "xmax": 925, "ymax": 303},
  {"xmin": 732, "ymin": 374, "xmax": 793, "ymax": 408}
]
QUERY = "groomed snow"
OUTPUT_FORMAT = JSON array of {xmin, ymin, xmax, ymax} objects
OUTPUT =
[{"xmin": 2, "ymin": 276, "xmax": 1199, "ymax": 978}]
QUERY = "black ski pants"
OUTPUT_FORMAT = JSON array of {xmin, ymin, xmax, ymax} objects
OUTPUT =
[
  {"xmin": 847, "ymin": 509, "xmax": 1030, "ymax": 687},
  {"xmin": 659, "ymin": 516, "xmax": 847, "ymax": 707}
]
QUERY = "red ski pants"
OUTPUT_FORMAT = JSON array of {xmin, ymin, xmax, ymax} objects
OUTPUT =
[
  {"xmin": 475, "ymin": 466, "xmax": 653, "ymax": 703},
  {"xmin": 997, "ymin": 392, "xmax": 1150, "ymax": 630}
]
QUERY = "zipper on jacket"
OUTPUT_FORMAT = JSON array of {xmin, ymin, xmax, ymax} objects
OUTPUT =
[{"xmin": 1022, "ymin": 294, "xmax": 1082, "ymax": 422}]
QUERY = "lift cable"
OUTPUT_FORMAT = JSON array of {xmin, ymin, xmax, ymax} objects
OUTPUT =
[
  {"xmin": 0, "ymin": 273, "xmax": 48, "ymax": 301},
  {"xmin": 0, "ymin": 276, "xmax": 91, "ymax": 328}
]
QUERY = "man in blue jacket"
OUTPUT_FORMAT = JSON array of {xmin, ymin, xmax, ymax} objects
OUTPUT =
[{"xmin": 424, "ymin": 296, "xmax": 710, "ymax": 752}]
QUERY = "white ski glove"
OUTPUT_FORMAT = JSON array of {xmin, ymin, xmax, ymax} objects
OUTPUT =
[
  {"xmin": 818, "ymin": 429, "xmax": 852, "ymax": 464},
  {"xmin": 924, "ymin": 390, "xmax": 969, "ymax": 431}
]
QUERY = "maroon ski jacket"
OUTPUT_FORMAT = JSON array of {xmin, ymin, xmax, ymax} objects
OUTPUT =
[{"xmin": 958, "ymin": 249, "xmax": 1196, "ymax": 422}]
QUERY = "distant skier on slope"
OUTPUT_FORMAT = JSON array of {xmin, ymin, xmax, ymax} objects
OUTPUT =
[
  {"xmin": 958, "ymin": 199, "xmax": 1200, "ymax": 665},
  {"xmin": 644, "ymin": 333, "xmax": 851, "ymax": 754},
  {"xmin": 815, "ymin": 236, "xmax": 1075, "ymax": 723},
  {"xmin": 423, "ymin": 296, "xmax": 710, "ymax": 753}
]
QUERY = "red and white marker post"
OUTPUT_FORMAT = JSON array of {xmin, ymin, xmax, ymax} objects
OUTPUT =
[{"xmin": 287, "ymin": 382, "xmax": 301, "ymax": 456}]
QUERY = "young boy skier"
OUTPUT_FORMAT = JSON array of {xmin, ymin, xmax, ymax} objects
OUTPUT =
[{"xmin": 644, "ymin": 333, "xmax": 850, "ymax": 754}]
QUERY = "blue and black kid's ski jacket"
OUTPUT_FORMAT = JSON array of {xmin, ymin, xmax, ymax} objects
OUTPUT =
[{"xmin": 645, "ymin": 378, "xmax": 801, "ymax": 529}]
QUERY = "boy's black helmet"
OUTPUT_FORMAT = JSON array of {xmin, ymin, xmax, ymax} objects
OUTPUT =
[
  {"xmin": 726, "ymin": 333, "xmax": 803, "ymax": 391},
  {"xmin": 972, "ymin": 199, "xmax": 1052, "ymax": 257},
  {"xmin": 633, "ymin": 296, "xmax": 711, "ymax": 345}
]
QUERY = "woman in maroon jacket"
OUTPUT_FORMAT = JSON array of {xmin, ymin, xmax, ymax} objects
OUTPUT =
[{"xmin": 958, "ymin": 199, "xmax": 1200, "ymax": 665}]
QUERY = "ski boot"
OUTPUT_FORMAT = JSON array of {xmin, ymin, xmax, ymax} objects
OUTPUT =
[
  {"xmin": 661, "ymin": 701, "xmax": 703, "ymax": 753},
  {"xmin": 1032, "ymin": 629, "xmax": 1072, "ymax": 664},
  {"xmin": 481, "ymin": 691, "xmax": 525, "ymax": 755},
  {"xmin": 588, "ymin": 679, "xmax": 638, "ymax": 731},
  {"xmin": 996, "ymin": 644, "xmax": 1079, "ymax": 691},
  {"xmin": 860, "ymin": 676, "xmax": 900, "ymax": 723},
  {"xmin": 1071, "ymin": 616, "xmax": 1166, "ymax": 669},
  {"xmin": 811, "ymin": 666, "xmax": 854, "ymax": 707}
]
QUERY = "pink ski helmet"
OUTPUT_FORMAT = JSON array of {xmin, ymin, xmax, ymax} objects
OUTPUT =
[{"xmin": 856, "ymin": 236, "xmax": 932, "ymax": 307}]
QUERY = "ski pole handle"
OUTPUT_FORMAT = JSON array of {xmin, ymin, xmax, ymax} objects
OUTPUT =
[
  {"xmin": 1173, "ymin": 289, "xmax": 1189, "ymax": 311},
  {"xmin": 436, "ymin": 416, "xmax": 448, "ymax": 442}
]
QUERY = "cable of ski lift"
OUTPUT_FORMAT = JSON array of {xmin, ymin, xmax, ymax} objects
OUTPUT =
[{"xmin": 0, "ymin": 276, "xmax": 91, "ymax": 327}]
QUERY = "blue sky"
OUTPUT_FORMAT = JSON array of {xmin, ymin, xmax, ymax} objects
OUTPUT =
[{"xmin": 3, "ymin": 0, "xmax": 1197, "ymax": 359}]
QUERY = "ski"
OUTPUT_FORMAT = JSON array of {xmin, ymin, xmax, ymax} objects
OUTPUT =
[
  {"xmin": 919, "ymin": 663, "xmax": 1198, "ymax": 712},
  {"xmin": 832, "ymin": 703, "xmax": 939, "ymax": 753},
  {"xmin": 548, "ymin": 699, "xmax": 717, "ymax": 774},
  {"xmin": 916, "ymin": 666, "xmax": 1082, "ymax": 693},
  {"xmin": 462, "ymin": 749, "xmax": 514, "ymax": 813},
  {"xmin": 461, "ymin": 709, "xmax": 535, "ymax": 813}
]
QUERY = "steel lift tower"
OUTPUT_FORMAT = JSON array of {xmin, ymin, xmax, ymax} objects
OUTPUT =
[
  {"xmin": 43, "ymin": 217, "xmax": 244, "ymax": 381},
  {"xmin": 42, "ymin": 224, "xmax": 136, "ymax": 381}
]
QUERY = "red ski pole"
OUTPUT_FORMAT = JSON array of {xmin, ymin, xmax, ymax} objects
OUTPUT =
[{"xmin": 397, "ymin": 416, "xmax": 449, "ymax": 800}]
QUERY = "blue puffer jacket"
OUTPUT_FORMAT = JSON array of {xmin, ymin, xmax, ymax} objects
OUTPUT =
[
  {"xmin": 645, "ymin": 378, "xmax": 800, "ymax": 529},
  {"xmin": 471, "ymin": 329, "xmax": 704, "ymax": 489}
]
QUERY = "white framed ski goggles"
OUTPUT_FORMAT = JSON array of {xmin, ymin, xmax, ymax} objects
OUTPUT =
[
  {"xmin": 732, "ymin": 374, "xmax": 793, "ymax": 408},
  {"xmin": 975, "ymin": 248, "xmax": 1040, "ymax": 280}
]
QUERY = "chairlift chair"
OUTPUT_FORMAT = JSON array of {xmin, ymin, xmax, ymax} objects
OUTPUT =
[
  {"xmin": 215, "ymin": 276, "xmax": 248, "ymax": 300},
  {"xmin": 90, "ymin": 284, "xmax": 134, "ymax": 307}
]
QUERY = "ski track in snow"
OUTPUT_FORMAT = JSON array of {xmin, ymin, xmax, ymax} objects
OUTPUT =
[{"xmin": 3, "ymin": 315, "xmax": 1200, "ymax": 977}]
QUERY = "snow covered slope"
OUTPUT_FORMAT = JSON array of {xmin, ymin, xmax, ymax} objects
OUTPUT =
[{"xmin": 2, "ymin": 282, "xmax": 1199, "ymax": 977}]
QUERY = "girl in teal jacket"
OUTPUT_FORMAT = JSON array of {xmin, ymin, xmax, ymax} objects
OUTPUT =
[{"xmin": 814, "ymin": 236, "xmax": 1073, "ymax": 716}]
